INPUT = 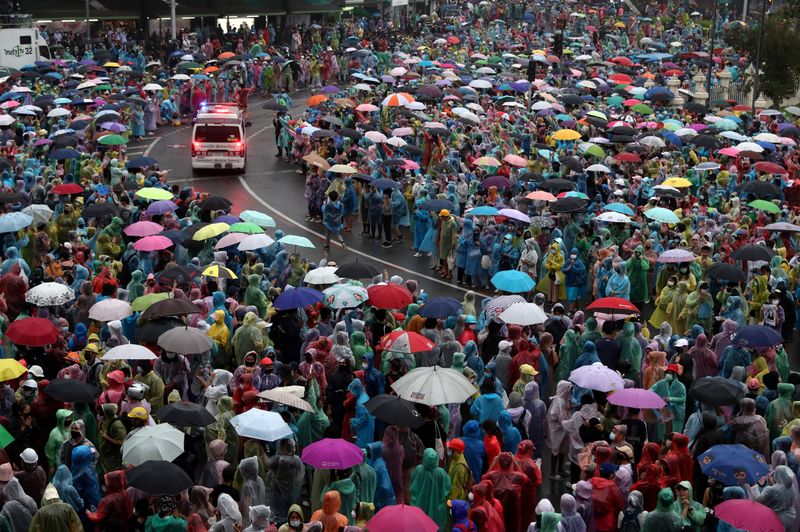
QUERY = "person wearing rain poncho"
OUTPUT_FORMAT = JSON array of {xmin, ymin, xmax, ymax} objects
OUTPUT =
[
  {"xmin": 366, "ymin": 441, "xmax": 396, "ymax": 510},
  {"xmin": 606, "ymin": 261, "xmax": 631, "ymax": 300},
  {"xmin": 642, "ymin": 488, "xmax": 682, "ymax": 532},
  {"xmin": 310, "ymin": 490, "xmax": 348, "ymax": 532},
  {"xmin": 208, "ymin": 493, "xmax": 241, "ymax": 532},
  {"xmin": 0, "ymin": 478, "xmax": 37, "ymax": 531},
  {"xmin": 766, "ymin": 382, "xmax": 796, "ymax": 440},
  {"xmin": 45, "ymin": 408, "xmax": 72, "ymax": 475},
  {"xmin": 618, "ymin": 322, "xmax": 643, "ymax": 382},
  {"xmin": 297, "ymin": 379, "xmax": 330, "ymax": 448},
  {"xmin": 410, "ymin": 448, "xmax": 451, "ymax": 531},
  {"xmin": 649, "ymin": 365, "xmax": 686, "ymax": 439},
  {"xmin": 239, "ymin": 456, "xmax": 266, "ymax": 526},
  {"xmin": 538, "ymin": 242, "xmax": 566, "ymax": 303},
  {"xmin": 29, "ymin": 483, "xmax": 83, "ymax": 532},
  {"xmin": 53, "ymin": 464, "xmax": 84, "ymax": 513},
  {"xmin": 206, "ymin": 396, "xmax": 239, "ymax": 465},
  {"xmin": 670, "ymin": 480, "xmax": 705, "ymax": 531},
  {"xmin": 757, "ymin": 465, "xmax": 799, "ymax": 530},
  {"xmin": 265, "ymin": 438, "xmax": 305, "ymax": 524},
  {"xmin": 347, "ymin": 378, "xmax": 373, "ymax": 449}
]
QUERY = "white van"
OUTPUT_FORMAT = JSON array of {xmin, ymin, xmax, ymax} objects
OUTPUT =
[{"xmin": 191, "ymin": 103, "xmax": 246, "ymax": 173}]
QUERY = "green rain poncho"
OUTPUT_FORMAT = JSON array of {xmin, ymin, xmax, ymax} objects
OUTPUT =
[
  {"xmin": 350, "ymin": 459, "xmax": 377, "ymax": 504},
  {"xmin": 555, "ymin": 329, "xmax": 581, "ymax": 383},
  {"xmin": 351, "ymin": 331, "xmax": 369, "ymax": 367},
  {"xmin": 297, "ymin": 380, "xmax": 330, "ymax": 448},
  {"xmin": 626, "ymin": 246, "xmax": 649, "ymax": 304},
  {"xmin": 618, "ymin": 322, "xmax": 643, "ymax": 381},
  {"xmin": 766, "ymin": 383, "xmax": 795, "ymax": 440},
  {"xmin": 206, "ymin": 396, "xmax": 239, "ymax": 464},
  {"xmin": 410, "ymin": 448, "xmax": 452, "ymax": 531},
  {"xmin": 232, "ymin": 312, "xmax": 264, "ymax": 364},
  {"xmin": 244, "ymin": 274, "xmax": 268, "ymax": 318},
  {"xmin": 45, "ymin": 409, "xmax": 73, "ymax": 472},
  {"xmin": 670, "ymin": 481, "xmax": 706, "ymax": 531},
  {"xmin": 579, "ymin": 317, "xmax": 601, "ymax": 346},
  {"xmin": 650, "ymin": 373, "xmax": 687, "ymax": 437},
  {"xmin": 28, "ymin": 486, "xmax": 82, "ymax": 532},
  {"xmin": 643, "ymin": 488, "xmax": 684, "ymax": 532}
]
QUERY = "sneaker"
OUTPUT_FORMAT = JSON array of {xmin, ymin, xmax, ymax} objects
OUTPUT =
[
  {"xmin": 381, "ymin": 241, "xmax": 392, "ymax": 248},
  {"xmin": 413, "ymin": 252, "xmax": 421, "ymax": 257}
]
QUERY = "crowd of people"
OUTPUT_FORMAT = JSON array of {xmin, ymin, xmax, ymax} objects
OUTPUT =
[{"xmin": 0, "ymin": 0, "xmax": 799, "ymax": 531}]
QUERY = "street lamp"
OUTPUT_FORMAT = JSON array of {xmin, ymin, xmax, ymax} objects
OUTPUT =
[
  {"xmin": 751, "ymin": 0, "xmax": 768, "ymax": 115},
  {"xmin": 706, "ymin": 0, "xmax": 718, "ymax": 98}
]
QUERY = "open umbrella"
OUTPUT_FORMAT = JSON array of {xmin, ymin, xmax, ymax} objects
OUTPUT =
[
  {"xmin": 607, "ymin": 388, "xmax": 666, "ymax": 409},
  {"xmin": 88, "ymin": 299, "xmax": 132, "ymax": 321},
  {"xmin": 336, "ymin": 262, "xmax": 381, "ymax": 279},
  {"xmin": 569, "ymin": 362, "xmax": 625, "ymax": 392},
  {"xmin": 697, "ymin": 444, "xmax": 770, "ymax": 486},
  {"xmin": 365, "ymin": 394, "xmax": 424, "ymax": 428},
  {"xmin": 304, "ymin": 267, "xmax": 340, "ymax": 285},
  {"xmin": 322, "ymin": 284, "xmax": 369, "ymax": 309},
  {"xmin": 155, "ymin": 402, "xmax": 216, "ymax": 427},
  {"xmin": 731, "ymin": 325, "xmax": 784, "ymax": 347},
  {"xmin": 6, "ymin": 317, "xmax": 59, "ymax": 346},
  {"xmin": 0, "ymin": 212, "xmax": 33, "ymax": 233},
  {"xmin": 689, "ymin": 377, "xmax": 745, "ymax": 406},
  {"xmin": 490, "ymin": 270, "xmax": 536, "ymax": 293},
  {"xmin": 124, "ymin": 221, "xmax": 163, "ymax": 237},
  {"xmin": 301, "ymin": 438, "xmax": 364, "ymax": 469},
  {"xmin": 230, "ymin": 409, "xmax": 293, "ymax": 441},
  {"xmin": 126, "ymin": 461, "xmax": 194, "ymax": 495},
  {"xmin": 657, "ymin": 249, "xmax": 696, "ymax": 263},
  {"xmin": 102, "ymin": 344, "xmax": 156, "ymax": 360},
  {"xmin": 25, "ymin": 282, "xmax": 74, "ymax": 306},
  {"xmin": 274, "ymin": 287, "xmax": 324, "ymax": 310},
  {"xmin": 367, "ymin": 284, "xmax": 413, "ymax": 309},
  {"xmin": 705, "ymin": 263, "xmax": 746, "ymax": 283},
  {"xmin": 122, "ymin": 424, "xmax": 185, "ymax": 465},
  {"xmin": 714, "ymin": 499, "xmax": 783, "ymax": 532},
  {"xmin": 238, "ymin": 234, "xmax": 276, "ymax": 251},
  {"xmin": 391, "ymin": 365, "xmax": 475, "ymax": 405},
  {"xmin": 585, "ymin": 297, "xmax": 640, "ymax": 314},
  {"xmin": 366, "ymin": 504, "xmax": 439, "ymax": 532},
  {"xmin": 44, "ymin": 379, "xmax": 98, "ymax": 402},
  {"xmin": 418, "ymin": 297, "xmax": 463, "ymax": 319},
  {"xmin": 732, "ymin": 244, "xmax": 776, "ymax": 262},
  {"xmin": 157, "ymin": 326, "xmax": 214, "ymax": 354},
  {"xmin": 142, "ymin": 299, "xmax": 202, "ymax": 321},
  {"xmin": 0, "ymin": 359, "xmax": 28, "ymax": 382},
  {"xmin": 380, "ymin": 330, "xmax": 435, "ymax": 353},
  {"xmin": 498, "ymin": 302, "xmax": 548, "ymax": 326},
  {"xmin": 133, "ymin": 235, "xmax": 173, "ymax": 252},
  {"xmin": 258, "ymin": 388, "xmax": 314, "ymax": 412},
  {"xmin": 131, "ymin": 293, "xmax": 170, "ymax": 312}
]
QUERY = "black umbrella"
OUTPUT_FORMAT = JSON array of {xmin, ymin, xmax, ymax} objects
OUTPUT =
[
  {"xmin": 156, "ymin": 401, "xmax": 216, "ymax": 427},
  {"xmin": 126, "ymin": 461, "xmax": 194, "ymax": 495},
  {"xmin": 181, "ymin": 222, "xmax": 209, "ymax": 239},
  {"xmin": 262, "ymin": 102, "xmax": 288, "ymax": 112},
  {"xmin": 609, "ymin": 125, "xmax": 637, "ymax": 137},
  {"xmin": 518, "ymin": 171, "xmax": 544, "ymax": 182},
  {"xmin": 560, "ymin": 156, "xmax": 583, "ymax": 172},
  {"xmin": 52, "ymin": 136, "xmax": 80, "ymax": 149},
  {"xmin": 421, "ymin": 199, "xmax": 455, "ymax": 212},
  {"xmin": 551, "ymin": 197, "xmax": 587, "ymax": 213},
  {"xmin": 336, "ymin": 261, "xmax": 380, "ymax": 279},
  {"xmin": 155, "ymin": 265, "xmax": 199, "ymax": 286},
  {"xmin": 381, "ymin": 159, "xmax": 405, "ymax": 167},
  {"xmin": 81, "ymin": 203, "xmax": 118, "ymax": 218},
  {"xmin": 539, "ymin": 179, "xmax": 576, "ymax": 192},
  {"xmin": 159, "ymin": 229, "xmax": 190, "ymax": 246},
  {"xmin": 400, "ymin": 145, "xmax": 423, "ymax": 156},
  {"xmin": 683, "ymin": 101, "xmax": 709, "ymax": 114},
  {"xmin": 312, "ymin": 129, "xmax": 335, "ymax": 139},
  {"xmin": 44, "ymin": 379, "xmax": 98, "ymax": 403},
  {"xmin": 365, "ymin": 394, "xmax": 424, "ymax": 428},
  {"xmin": 418, "ymin": 297, "xmax": 463, "ymax": 318},
  {"xmin": 731, "ymin": 244, "xmax": 775, "ymax": 262},
  {"xmin": 428, "ymin": 127, "xmax": 449, "ymax": 136},
  {"xmin": 740, "ymin": 180, "xmax": 780, "ymax": 198},
  {"xmin": 560, "ymin": 94, "xmax": 583, "ymax": 106},
  {"xmin": 706, "ymin": 263, "xmax": 746, "ymax": 283},
  {"xmin": 689, "ymin": 377, "xmax": 745, "ymax": 406},
  {"xmin": 689, "ymin": 135, "xmax": 719, "ymax": 149},
  {"xmin": 136, "ymin": 317, "xmax": 184, "ymax": 343},
  {"xmin": 199, "ymin": 196, "xmax": 232, "ymax": 211},
  {"xmin": 0, "ymin": 192, "xmax": 22, "ymax": 203},
  {"xmin": 352, "ymin": 173, "xmax": 374, "ymax": 184},
  {"xmin": 339, "ymin": 128, "xmax": 363, "ymax": 140},
  {"xmin": 141, "ymin": 298, "xmax": 202, "ymax": 321},
  {"xmin": 320, "ymin": 115, "xmax": 344, "ymax": 127}
]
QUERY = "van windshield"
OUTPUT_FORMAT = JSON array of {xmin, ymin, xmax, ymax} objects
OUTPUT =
[{"xmin": 194, "ymin": 125, "xmax": 241, "ymax": 143}]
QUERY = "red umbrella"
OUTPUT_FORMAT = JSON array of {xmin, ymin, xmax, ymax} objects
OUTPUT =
[
  {"xmin": 7, "ymin": 317, "xmax": 60, "ymax": 346},
  {"xmin": 366, "ymin": 504, "xmax": 438, "ymax": 532},
  {"xmin": 609, "ymin": 73, "xmax": 633, "ymax": 84},
  {"xmin": 610, "ymin": 56, "xmax": 634, "ymax": 66},
  {"xmin": 585, "ymin": 297, "xmax": 640, "ymax": 314},
  {"xmin": 754, "ymin": 161, "xmax": 788, "ymax": 175},
  {"xmin": 367, "ymin": 284, "xmax": 413, "ymax": 309},
  {"xmin": 380, "ymin": 330, "xmax": 435, "ymax": 353},
  {"xmin": 52, "ymin": 183, "xmax": 85, "ymax": 195},
  {"xmin": 714, "ymin": 499, "xmax": 782, "ymax": 532},
  {"xmin": 446, "ymin": 36, "xmax": 460, "ymax": 44},
  {"xmin": 614, "ymin": 152, "xmax": 641, "ymax": 163}
]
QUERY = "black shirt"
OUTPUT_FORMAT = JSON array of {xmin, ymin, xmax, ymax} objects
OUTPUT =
[
  {"xmin": 595, "ymin": 337, "xmax": 621, "ymax": 370},
  {"xmin": 210, "ymin": 484, "xmax": 240, "ymax": 507}
]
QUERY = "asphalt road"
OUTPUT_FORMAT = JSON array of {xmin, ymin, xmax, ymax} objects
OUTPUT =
[{"xmin": 128, "ymin": 91, "xmax": 483, "ymax": 300}]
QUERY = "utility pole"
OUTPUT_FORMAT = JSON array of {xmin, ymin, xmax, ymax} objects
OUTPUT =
[
  {"xmin": 751, "ymin": 0, "xmax": 768, "ymax": 115},
  {"xmin": 706, "ymin": 0, "xmax": 717, "ymax": 99},
  {"xmin": 170, "ymin": 0, "xmax": 176, "ymax": 42},
  {"xmin": 85, "ymin": 0, "xmax": 90, "ymax": 45}
]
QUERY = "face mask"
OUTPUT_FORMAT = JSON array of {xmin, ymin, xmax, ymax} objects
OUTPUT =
[
  {"xmin": 666, "ymin": 373, "xmax": 674, "ymax": 382},
  {"xmin": 362, "ymin": 362, "xmax": 368, "ymax": 370},
  {"xmin": 165, "ymin": 353, "xmax": 176, "ymax": 360},
  {"xmin": 668, "ymin": 281, "xmax": 676, "ymax": 287},
  {"xmin": 680, "ymin": 267, "xmax": 688, "ymax": 273},
  {"xmin": 771, "ymin": 299, "xmax": 779, "ymax": 304},
  {"xmin": 290, "ymin": 520, "xmax": 302, "ymax": 528},
  {"xmin": 609, "ymin": 431, "xmax": 616, "ymax": 441},
  {"xmin": 570, "ymin": 254, "xmax": 577, "ymax": 259},
  {"xmin": 468, "ymin": 492, "xmax": 474, "ymax": 502}
]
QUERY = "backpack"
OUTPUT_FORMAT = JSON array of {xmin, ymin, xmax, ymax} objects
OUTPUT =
[
  {"xmin": 511, "ymin": 410, "xmax": 530, "ymax": 442},
  {"xmin": 619, "ymin": 508, "xmax": 641, "ymax": 532}
]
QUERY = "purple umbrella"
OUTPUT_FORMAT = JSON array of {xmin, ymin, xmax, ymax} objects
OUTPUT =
[
  {"xmin": 214, "ymin": 215, "xmax": 240, "ymax": 224},
  {"xmin": 146, "ymin": 200, "xmax": 178, "ymax": 216},
  {"xmin": 380, "ymin": 75, "xmax": 396, "ymax": 83},
  {"xmin": 657, "ymin": 248, "xmax": 696, "ymax": 263},
  {"xmin": 689, "ymin": 123, "xmax": 708, "ymax": 132},
  {"xmin": 480, "ymin": 175, "xmax": 513, "ymax": 189},
  {"xmin": 321, "ymin": 85, "xmax": 339, "ymax": 93},
  {"xmin": 608, "ymin": 388, "xmax": 666, "ymax": 409},
  {"xmin": 79, "ymin": 59, "xmax": 97, "ymax": 66},
  {"xmin": 100, "ymin": 122, "xmax": 127, "ymax": 132},
  {"xmin": 33, "ymin": 138, "xmax": 53, "ymax": 147},
  {"xmin": 301, "ymin": 438, "xmax": 363, "ymax": 469},
  {"xmin": 510, "ymin": 81, "xmax": 531, "ymax": 92}
]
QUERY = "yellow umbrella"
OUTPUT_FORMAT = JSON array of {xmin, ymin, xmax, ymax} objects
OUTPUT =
[
  {"xmin": 192, "ymin": 222, "xmax": 230, "ymax": 241},
  {"xmin": 552, "ymin": 129, "xmax": 582, "ymax": 141},
  {"xmin": 329, "ymin": 164, "xmax": 357, "ymax": 174},
  {"xmin": 0, "ymin": 359, "xmax": 27, "ymax": 382},
  {"xmin": 662, "ymin": 177, "xmax": 692, "ymax": 188},
  {"xmin": 103, "ymin": 62, "xmax": 121, "ymax": 68},
  {"xmin": 202, "ymin": 264, "xmax": 238, "ymax": 279},
  {"xmin": 614, "ymin": 21, "xmax": 626, "ymax": 28},
  {"xmin": 135, "ymin": 187, "xmax": 174, "ymax": 200},
  {"xmin": 473, "ymin": 156, "xmax": 501, "ymax": 167}
]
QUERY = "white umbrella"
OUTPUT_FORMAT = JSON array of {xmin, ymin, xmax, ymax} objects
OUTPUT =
[
  {"xmin": 596, "ymin": 211, "xmax": 632, "ymax": 223},
  {"xmin": 322, "ymin": 284, "xmax": 369, "ymax": 309},
  {"xmin": 386, "ymin": 136, "xmax": 407, "ymax": 147},
  {"xmin": 103, "ymin": 344, "xmax": 157, "ymax": 360},
  {"xmin": 237, "ymin": 233, "xmax": 275, "ymax": 251},
  {"xmin": 88, "ymin": 299, "xmax": 132, "ymax": 321},
  {"xmin": 468, "ymin": 79, "xmax": 493, "ymax": 89},
  {"xmin": 304, "ymin": 267, "xmax": 340, "ymax": 285},
  {"xmin": 258, "ymin": 387, "xmax": 314, "ymax": 412},
  {"xmin": 736, "ymin": 141, "xmax": 763, "ymax": 153},
  {"xmin": 390, "ymin": 365, "xmax": 476, "ymax": 406},
  {"xmin": 158, "ymin": 326, "xmax": 214, "ymax": 355},
  {"xmin": 0, "ymin": 115, "xmax": 14, "ymax": 126},
  {"xmin": 569, "ymin": 362, "xmax": 624, "ymax": 392},
  {"xmin": 122, "ymin": 424, "xmax": 185, "ymax": 465},
  {"xmin": 77, "ymin": 81, "xmax": 96, "ymax": 90},
  {"xmin": 47, "ymin": 108, "xmax": 71, "ymax": 118},
  {"xmin": 365, "ymin": 131, "xmax": 388, "ymax": 143},
  {"xmin": 171, "ymin": 74, "xmax": 190, "ymax": 81},
  {"xmin": 230, "ymin": 408, "xmax": 293, "ymax": 441},
  {"xmin": 25, "ymin": 282, "xmax": 74, "ymax": 306},
  {"xmin": 586, "ymin": 164, "xmax": 611, "ymax": 173},
  {"xmin": 21, "ymin": 204, "xmax": 53, "ymax": 225},
  {"xmin": 639, "ymin": 136, "xmax": 666, "ymax": 148},
  {"xmin": 404, "ymin": 101, "xmax": 426, "ymax": 110},
  {"xmin": 143, "ymin": 83, "xmax": 163, "ymax": 91},
  {"xmin": 498, "ymin": 302, "xmax": 547, "ymax": 326}
]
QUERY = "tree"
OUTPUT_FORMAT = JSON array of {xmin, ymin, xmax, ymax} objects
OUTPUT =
[{"xmin": 726, "ymin": 10, "xmax": 800, "ymax": 105}]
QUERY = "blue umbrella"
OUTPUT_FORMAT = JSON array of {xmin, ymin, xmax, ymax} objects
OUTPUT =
[
  {"xmin": 421, "ymin": 199, "xmax": 454, "ymax": 212},
  {"xmin": 50, "ymin": 148, "xmax": 81, "ymax": 160},
  {"xmin": 418, "ymin": 297, "xmax": 463, "ymax": 319},
  {"xmin": 0, "ymin": 212, "xmax": 33, "ymax": 233},
  {"xmin": 126, "ymin": 156, "xmax": 158, "ymax": 169},
  {"xmin": 274, "ymin": 287, "xmax": 324, "ymax": 310},
  {"xmin": 731, "ymin": 325, "xmax": 784, "ymax": 348},
  {"xmin": 145, "ymin": 200, "xmax": 178, "ymax": 216},
  {"xmin": 469, "ymin": 206, "xmax": 499, "ymax": 216},
  {"xmin": 371, "ymin": 179, "xmax": 401, "ymax": 190},
  {"xmin": 698, "ymin": 444, "xmax": 769, "ymax": 486},
  {"xmin": 604, "ymin": 203, "xmax": 635, "ymax": 216},
  {"xmin": 490, "ymin": 270, "xmax": 536, "ymax": 293}
]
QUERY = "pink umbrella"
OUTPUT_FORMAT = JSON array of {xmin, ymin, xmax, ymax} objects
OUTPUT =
[
  {"xmin": 719, "ymin": 147, "xmax": 740, "ymax": 157},
  {"xmin": 124, "ymin": 221, "xmax": 163, "ymax": 237},
  {"xmin": 301, "ymin": 438, "xmax": 363, "ymax": 469},
  {"xmin": 133, "ymin": 235, "xmax": 173, "ymax": 252},
  {"xmin": 689, "ymin": 123, "xmax": 708, "ymax": 131},
  {"xmin": 215, "ymin": 232, "xmax": 249, "ymax": 250},
  {"xmin": 657, "ymin": 249, "xmax": 696, "ymax": 263},
  {"xmin": 366, "ymin": 505, "xmax": 438, "ymax": 532},
  {"xmin": 504, "ymin": 154, "xmax": 528, "ymax": 167},
  {"xmin": 714, "ymin": 499, "xmax": 782, "ymax": 532},
  {"xmin": 402, "ymin": 159, "xmax": 420, "ymax": 171},
  {"xmin": 608, "ymin": 388, "xmax": 666, "ymax": 409}
]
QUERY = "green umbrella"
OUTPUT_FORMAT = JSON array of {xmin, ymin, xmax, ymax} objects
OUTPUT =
[
  {"xmin": 607, "ymin": 96, "xmax": 624, "ymax": 106},
  {"xmin": 644, "ymin": 207, "xmax": 680, "ymax": 224},
  {"xmin": 93, "ymin": 84, "xmax": 112, "ymax": 91},
  {"xmin": 229, "ymin": 222, "xmax": 264, "ymax": 234},
  {"xmin": 0, "ymin": 424, "xmax": 14, "ymax": 448},
  {"xmin": 98, "ymin": 134, "xmax": 128, "ymax": 145},
  {"xmin": 631, "ymin": 103, "xmax": 653, "ymax": 115},
  {"xmin": 239, "ymin": 210, "xmax": 276, "ymax": 228},
  {"xmin": 131, "ymin": 293, "xmax": 170, "ymax": 312},
  {"xmin": 748, "ymin": 199, "xmax": 781, "ymax": 214},
  {"xmin": 580, "ymin": 143, "xmax": 606, "ymax": 157},
  {"xmin": 177, "ymin": 61, "xmax": 202, "ymax": 70}
]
